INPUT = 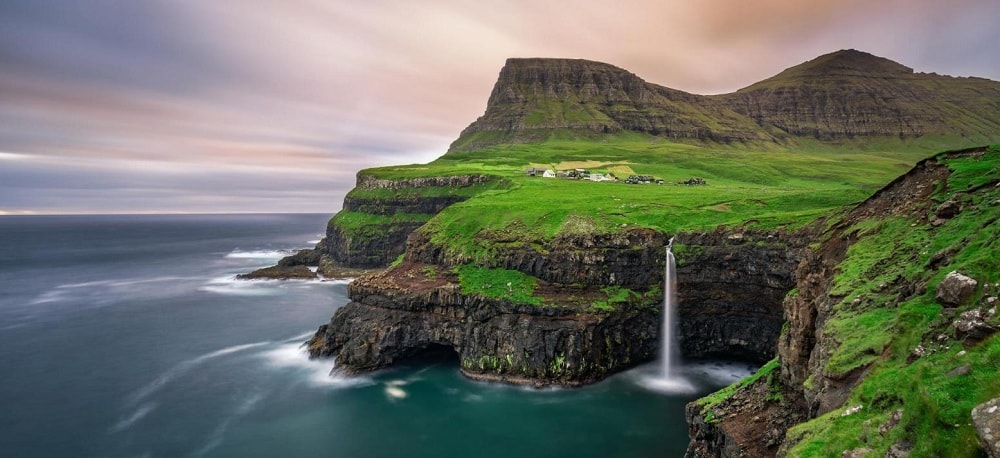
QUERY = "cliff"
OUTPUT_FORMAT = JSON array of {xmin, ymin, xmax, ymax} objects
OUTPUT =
[
  {"xmin": 450, "ymin": 50, "xmax": 1000, "ymax": 151},
  {"xmin": 685, "ymin": 146, "xmax": 1000, "ymax": 456},
  {"xmin": 242, "ymin": 173, "xmax": 499, "ymax": 278},
  {"xmin": 308, "ymin": 224, "xmax": 805, "ymax": 386}
]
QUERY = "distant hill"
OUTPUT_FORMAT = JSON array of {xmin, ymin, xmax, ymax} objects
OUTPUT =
[{"xmin": 450, "ymin": 49, "xmax": 1000, "ymax": 151}]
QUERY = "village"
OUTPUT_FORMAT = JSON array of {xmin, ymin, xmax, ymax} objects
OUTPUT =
[{"xmin": 524, "ymin": 167, "xmax": 707, "ymax": 186}]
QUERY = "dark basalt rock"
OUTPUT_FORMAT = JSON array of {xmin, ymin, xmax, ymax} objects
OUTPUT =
[
  {"xmin": 675, "ymin": 228, "xmax": 807, "ymax": 363},
  {"xmin": 307, "ymin": 264, "xmax": 657, "ymax": 386},
  {"xmin": 277, "ymin": 249, "xmax": 321, "ymax": 267},
  {"xmin": 237, "ymin": 265, "xmax": 317, "ymax": 280},
  {"xmin": 406, "ymin": 227, "xmax": 669, "ymax": 289}
]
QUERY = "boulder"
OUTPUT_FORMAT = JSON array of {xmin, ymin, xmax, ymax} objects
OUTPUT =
[
  {"xmin": 954, "ymin": 308, "xmax": 998, "ymax": 344},
  {"xmin": 972, "ymin": 397, "xmax": 1000, "ymax": 458},
  {"xmin": 936, "ymin": 271, "xmax": 978, "ymax": 306},
  {"xmin": 934, "ymin": 199, "xmax": 962, "ymax": 219}
]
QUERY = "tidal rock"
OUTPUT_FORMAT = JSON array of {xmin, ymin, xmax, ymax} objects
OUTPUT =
[
  {"xmin": 936, "ymin": 271, "xmax": 978, "ymax": 306},
  {"xmin": 972, "ymin": 397, "xmax": 1000, "ymax": 458},
  {"xmin": 277, "ymin": 249, "xmax": 321, "ymax": 267},
  {"xmin": 237, "ymin": 265, "xmax": 317, "ymax": 280}
]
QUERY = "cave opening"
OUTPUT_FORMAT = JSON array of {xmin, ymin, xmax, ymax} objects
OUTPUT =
[{"xmin": 397, "ymin": 343, "xmax": 461, "ymax": 368}]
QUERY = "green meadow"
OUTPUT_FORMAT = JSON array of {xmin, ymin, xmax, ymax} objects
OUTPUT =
[{"xmin": 350, "ymin": 133, "xmax": 939, "ymax": 262}]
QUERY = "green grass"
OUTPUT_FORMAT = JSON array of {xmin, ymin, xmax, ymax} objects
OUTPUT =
[
  {"xmin": 697, "ymin": 358, "xmax": 781, "ymax": 420},
  {"xmin": 410, "ymin": 135, "xmax": 932, "ymax": 262},
  {"xmin": 454, "ymin": 264, "xmax": 544, "ymax": 306},
  {"xmin": 780, "ymin": 149, "xmax": 1000, "ymax": 454},
  {"xmin": 330, "ymin": 211, "xmax": 432, "ymax": 238}
]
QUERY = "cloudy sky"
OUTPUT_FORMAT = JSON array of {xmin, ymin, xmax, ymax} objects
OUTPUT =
[{"xmin": 2, "ymin": 0, "xmax": 998, "ymax": 214}]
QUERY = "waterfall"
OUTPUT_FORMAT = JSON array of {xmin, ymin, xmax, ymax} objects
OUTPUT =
[
  {"xmin": 661, "ymin": 238, "xmax": 677, "ymax": 378},
  {"xmin": 638, "ymin": 236, "xmax": 694, "ymax": 393}
]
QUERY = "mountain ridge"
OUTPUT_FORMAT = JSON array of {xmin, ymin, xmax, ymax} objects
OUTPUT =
[{"xmin": 451, "ymin": 49, "xmax": 1000, "ymax": 151}]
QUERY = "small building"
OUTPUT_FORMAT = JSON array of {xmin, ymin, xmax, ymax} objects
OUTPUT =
[
  {"xmin": 590, "ymin": 173, "xmax": 609, "ymax": 182},
  {"xmin": 542, "ymin": 169, "xmax": 556, "ymax": 178}
]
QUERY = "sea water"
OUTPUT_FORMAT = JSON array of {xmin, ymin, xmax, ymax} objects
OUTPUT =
[{"xmin": 0, "ymin": 214, "xmax": 755, "ymax": 457}]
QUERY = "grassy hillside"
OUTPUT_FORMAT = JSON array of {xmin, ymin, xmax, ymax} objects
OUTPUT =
[
  {"xmin": 786, "ymin": 149, "xmax": 1000, "ymax": 455},
  {"xmin": 360, "ymin": 133, "xmax": 936, "ymax": 261}
]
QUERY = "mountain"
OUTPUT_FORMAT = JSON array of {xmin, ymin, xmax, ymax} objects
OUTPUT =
[{"xmin": 451, "ymin": 49, "xmax": 1000, "ymax": 151}]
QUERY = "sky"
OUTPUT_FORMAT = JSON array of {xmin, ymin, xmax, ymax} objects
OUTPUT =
[{"xmin": 1, "ymin": 0, "xmax": 998, "ymax": 215}]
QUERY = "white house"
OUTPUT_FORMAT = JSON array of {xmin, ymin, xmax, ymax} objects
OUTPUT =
[
  {"xmin": 590, "ymin": 173, "xmax": 609, "ymax": 182},
  {"xmin": 542, "ymin": 169, "xmax": 556, "ymax": 178}
]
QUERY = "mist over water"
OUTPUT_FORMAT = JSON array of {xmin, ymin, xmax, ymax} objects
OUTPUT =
[{"xmin": 0, "ymin": 214, "xmax": 753, "ymax": 457}]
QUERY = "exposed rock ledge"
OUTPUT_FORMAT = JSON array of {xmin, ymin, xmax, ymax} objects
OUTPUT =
[{"xmin": 307, "ymin": 262, "xmax": 658, "ymax": 386}]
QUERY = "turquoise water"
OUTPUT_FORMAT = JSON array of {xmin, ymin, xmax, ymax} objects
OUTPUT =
[{"xmin": 0, "ymin": 214, "xmax": 754, "ymax": 457}]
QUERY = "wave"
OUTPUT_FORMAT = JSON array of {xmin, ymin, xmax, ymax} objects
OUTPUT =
[
  {"xmin": 223, "ymin": 249, "xmax": 292, "ymax": 260},
  {"xmin": 190, "ymin": 391, "xmax": 266, "ymax": 457},
  {"xmin": 127, "ymin": 341, "xmax": 270, "ymax": 405},
  {"xmin": 257, "ymin": 342, "xmax": 372, "ymax": 389},
  {"xmin": 109, "ymin": 402, "xmax": 157, "ymax": 433},
  {"xmin": 200, "ymin": 273, "xmax": 345, "ymax": 296},
  {"xmin": 198, "ymin": 276, "xmax": 281, "ymax": 296},
  {"xmin": 28, "ymin": 276, "xmax": 198, "ymax": 305},
  {"xmin": 56, "ymin": 276, "xmax": 197, "ymax": 289}
]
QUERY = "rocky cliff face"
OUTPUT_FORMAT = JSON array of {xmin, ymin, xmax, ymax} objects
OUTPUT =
[
  {"xmin": 308, "ymin": 261, "xmax": 659, "ymax": 386},
  {"xmin": 676, "ymin": 228, "xmax": 809, "ymax": 362},
  {"xmin": 450, "ymin": 50, "xmax": 1000, "ymax": 151},
  {"xmin": 308, "ymin": 223, "xmax": 805, "ymax": 385},
  {"xmin": 321, "ymin": 174, "xmax": 493, "ymax": 269},
  {"xmin": 406, "ymin": 227, "xmax": 668, "ymax": 289},
  {"xmin": 685, "ymin": 147, "xmax": 1000, "ymax": 457}
]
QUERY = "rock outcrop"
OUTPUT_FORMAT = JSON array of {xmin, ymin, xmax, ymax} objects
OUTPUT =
[
  {"xmin": 308, "ymin": 262, "xmax": 658, "ymax": 386},
  {"xmin": 242, "ymin": 174, "xmax": 496, "ymax": 278},
  {"xmin": 305, "ymin": 216, "xmax": 805, "ymax": 386}
]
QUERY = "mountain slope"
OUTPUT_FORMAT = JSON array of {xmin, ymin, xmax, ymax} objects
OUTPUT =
[
  {"xmin": 451, "ymin": 50, "xmax": 1000, "ymax": 151},
  {"xmin": 721, "ymin": 49, "xmax": 1000, "ymax": 142}
]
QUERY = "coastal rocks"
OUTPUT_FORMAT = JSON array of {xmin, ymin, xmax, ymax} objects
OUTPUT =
[
  {"xmin": 277, "ymin": 249, "xmax": 321, "ymax": 267},
  {"xmin": 936, "ymin": 271, "xmax": 978, "ymax": 306},
  {"xmin": 972, "ymin": 397, "xmax": 1000, "ymax": 458},
  {"xmin": 307, "ymin": 262, "xmax": 657, "ymax": 386},
  {"xmin": 405, "ymin": 224, "xmax": 803, "ymax": 363},
  {"xmin": 237, "ymin": 265, "xmax": 317, "ymax": 280}
]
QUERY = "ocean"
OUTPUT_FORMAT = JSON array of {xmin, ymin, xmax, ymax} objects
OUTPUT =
[{"xmin": 0, "ymin": 214, "xmax": 754, "ymax": 457}]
